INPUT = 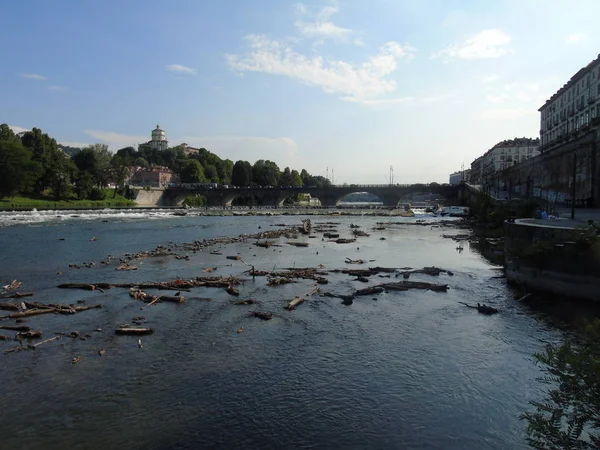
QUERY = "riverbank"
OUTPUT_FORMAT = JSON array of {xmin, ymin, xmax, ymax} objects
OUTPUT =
[{"xmin": 0, "ymin": 193, "xmax": 135, "ymax": 210}]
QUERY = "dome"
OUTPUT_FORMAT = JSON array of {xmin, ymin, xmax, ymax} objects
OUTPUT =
[{"xmin": 151, "ymin": 124, "xmax": 166, "ymax": 141}]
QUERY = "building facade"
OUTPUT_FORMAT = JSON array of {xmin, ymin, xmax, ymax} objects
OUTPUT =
[
  {"xmin": 449, "ymin": 170, "xmax": 470, "ymax": 185},
  {"xmin": 535, "ymin": 54, "xmax": 600, "ymax": 206},
  {"xmin": 470, "ymin": 138, "xmax": 539, "ymax": 191},
  {"xmin": 539, "ymin": 54, "xmax": 600, "ymax": 150},
  {"xmin": 128, "ymin": 166, "xmax": 178, "ymax": 187}
]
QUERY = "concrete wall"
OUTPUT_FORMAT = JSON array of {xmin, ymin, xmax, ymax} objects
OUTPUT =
[
  {"xmin": 134, "ymin": 188, "xmax": 174, "ymax": 207},
  {"xmin": 504, "ymin": 220, "xmax": 600, "ymax": 301}
]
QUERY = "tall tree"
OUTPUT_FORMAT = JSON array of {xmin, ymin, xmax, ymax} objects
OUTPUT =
[
  {"xmin": 231, "ymin": 160, "xmax": 252, "ymax": 186},
  {"xmin": 0, "ymin": 124, "xmax": 19, "ymax": 142},
  {"xmin": 291, "ymin": 169, "xmax": 303, "ymax": 186},
  {"xmin": 109, "ymin": 155, "xmax": 131, "ymax": 197},
  {"xmin": 280, "ymin": 167, "xmax": 293, "ymax": 186},
  {"xmin": 0, "ymin": 140, "xmax": 40, "ymax": 198},
  {"xmin": 21, "ymin": 127, "xmax": 59, "ymax": 193},
  {"xmin": 204, "ymin": 164, "xmax": 219, "ymax": 183},
  {"xmin": 179, "ymin": 159, "xmax": 206, "ymax": 183},
  {"xmin": 252, "ymin": 159, "xmax": 281, "ymax": 186}
]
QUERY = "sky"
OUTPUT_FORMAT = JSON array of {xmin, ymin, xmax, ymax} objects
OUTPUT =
[{"xmin": 2, "ymin": 0, "xmax": 600, "ymax": 184}]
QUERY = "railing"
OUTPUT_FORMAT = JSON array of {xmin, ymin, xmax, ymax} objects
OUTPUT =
[{"xmin": 168, "ymin": 183, "xmax": 449, "ymax": 190}]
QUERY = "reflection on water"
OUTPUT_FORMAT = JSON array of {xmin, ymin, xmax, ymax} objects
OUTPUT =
[{"xmin": 0, "ymin": 213, "xmax": 581, "ymax": 449}]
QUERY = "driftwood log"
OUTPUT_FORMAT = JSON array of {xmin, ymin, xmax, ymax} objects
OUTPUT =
[
  {"xmin": 354, "ymin": 286, "xmax": 386, "ymax": 296},
  {"xmin": 0, "ymin": 292, "xmax": 34, "ymax": 299},
  {"xmin": 3, "ymin": 303, "xmax": 102, "ymax": 319},
  {"xmin": 399, "ymin": 266, "xmax": 454, "ymax": 277},
  {"xmin": 267, "ymin": 277, "xmax": 296, "ymax": 286},
  {"xmin": 321, "ymin": 292, "xmax": 355, "ymax": 302},
  {"xmin": 249, "ymin": 311, "xmax": 273, "ymax": 320},
  {"xmin": 381, "ymin": 281, "xmax": 448, "ymax": 292},
  {"xmin": 58, "ymin": 276, "xmax": 242, "ymax": 293},
  {"xmin": 115, "ymin": 327, "xmax": 155, "ymax": 335},
  {"xmin": 458, "ymin": 302, "xmax": 499, "ymax": 315},
  {"xmin": 286, "ymin": 296, "xmax": 304, "ymax": 310},
  {"xmin": 0, "ymin": 325, "xmax": 31, "ymax": 332},
  {"xmin": 235, "ymin": 299, "xmax": 260, "ymax": 305}
]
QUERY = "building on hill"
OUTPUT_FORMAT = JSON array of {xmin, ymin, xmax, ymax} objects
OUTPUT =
[
  {"xmin": 128, "ymin": 166, "xmax": 178, "ymax": 187},
  {"xmin": 181, "ymin": 143, "xmax": 201, "ymax": 156},
  {"xmin": 138, "ymin": 124, "xmax": 168, "ymax": 152}
]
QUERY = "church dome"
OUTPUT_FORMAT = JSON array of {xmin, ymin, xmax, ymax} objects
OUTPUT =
[{"xmin": 151, "ymin": 124, "xmax": 166, "ymax": 141}]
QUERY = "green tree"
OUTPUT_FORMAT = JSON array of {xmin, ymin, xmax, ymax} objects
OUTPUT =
[
  {"xmin": 47, "ymin": 148, "xmax": 77, "ymax": 199},
  {"xmin": 252, "ymin": 159, "xmax": 281, "ymax": 186},
  {"xmin": 216, "ymin": 159, "xmax": 233, "ymax": 185},
  {"xmin": 115, "ymin": 146, "xmax": 138, "ymax": 166},
  {"xmin": 0, "ymin": 140, "xmax": 40, "ymax": 198},
  {"xmin": 204, "ymin": 164, "xmax": 219, "ymax": 183},
  {"xmin": 179, "ymin": 159, "xmax": 206, "ymax": 183},
  {"xmin": 231, "ymin": 160, "xmax": 252, "ymax": 186},
  {"xmin": 291, "ymin": 169, "xmax": 303, "ymax": 186},
  {"xmin": 521, "ymin": 319, "xmax": 600, "ymax": 449},
  {"xmin": 134, "ymin": 157, "xmax": 149, "ymax": 168},
  {"xmin": 280, "ymin": 167, "xmax": 293, "ymax": 186},
  {"xmin": 0, "ymin": 124, "xmax": 20, "ymax": 142},
  {"xmin": 21, "ymin": 127, "xmax": 59, "ymax": 193},
  {"xmin": 300, "ymin": 169, "xmax": 310, "ymax": 185},
  {"xmin": 74, "ymin": 171, "xmax": 95, "ymax": 199},
  {"xmin": 109, "ymin": 155, "xmax": 131, "ymax": 197}
]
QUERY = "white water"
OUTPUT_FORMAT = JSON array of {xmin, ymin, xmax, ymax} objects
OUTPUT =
[{"xmin": 0, "ymin": 208, "xmax": 177, "ymax": 227}]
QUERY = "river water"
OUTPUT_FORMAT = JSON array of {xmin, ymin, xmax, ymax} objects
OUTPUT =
[{"xmin": 0, "ymin": 209, "xmax": 568, "ymax": 449}]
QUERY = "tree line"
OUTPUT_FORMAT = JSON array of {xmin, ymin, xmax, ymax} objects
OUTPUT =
[{"xmin": 0, "ymin": 123, "xmax": 330, "ymax": 200}]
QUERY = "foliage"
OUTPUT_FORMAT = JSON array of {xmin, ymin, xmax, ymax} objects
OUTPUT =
[
  {"xmin": 182, "ymin": 194, "xmax": 207, "ymax": 208},
  {"xmin": 231, "ymin": 160, "xmax": 253, "ymax": 186},
  {"xmin": 88, "ymin": 187, "xmax": 106, "ymax": 200},
  {"xmin": 252, "ymin": 159, "xmax": 280, "ymax": 186},
  {"xmin": 134, "ymin": 157, "xmax": 150, "ymax": 168},
  {"xmin": 521, "ymin": 319, "xmax": 600, "ymax": 449},
  {"xmin": 179, "ymin": 159, "xmax": 206, "ymax": 183},
  {"xmin": 0, "ymin": 190, "xmax": 135, "ymax": 209},
  {"xmin": 0, "ymin": 139, "xmax": 40, "ymax": 198}
]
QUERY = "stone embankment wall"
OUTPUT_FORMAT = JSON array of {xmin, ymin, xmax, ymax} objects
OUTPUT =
[
  {"xmin": 504, "ymin": 220, "xmax": 600, "ymax": 301},
  {"xmin": 134, "ymin": 188, "xmax": 180, "ymax": 207}
]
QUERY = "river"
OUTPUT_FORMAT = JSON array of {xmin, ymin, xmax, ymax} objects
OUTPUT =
[{"xmin": 0, "ymin": 209, "xmax": 569, "ymax": 449}]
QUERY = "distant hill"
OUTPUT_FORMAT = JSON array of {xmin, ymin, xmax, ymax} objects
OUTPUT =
[{"xmin": 59, "ymin": 145, "xmax": 83, "ymax": 157}]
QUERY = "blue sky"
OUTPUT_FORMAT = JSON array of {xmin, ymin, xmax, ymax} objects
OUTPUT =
[{"xmin": 2, "ymin": 0, "xmax": 600, "ymax": 184}]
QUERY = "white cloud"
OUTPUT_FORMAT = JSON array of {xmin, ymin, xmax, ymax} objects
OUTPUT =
[
  {"xmin": 294, "ymin": 1, "xmax": 352, "ymax": 41},
  {"xmin": 82, "ymin": 129, "xmax": 300, "ymax": 166},
  {"xmin": 180, "ymin": 135, "xmax": 300, "ymax": 166},
  {"xmin": 84, "ymin": 130, "xmax": 148, "ymax": 151},
  {"xmin": 432, "ymin": 29, "xmax": 512, "ymax": 61},
  {"xmin": 227, "ymin": 35, "xmax": 415, "ymax": 103},
  {"xmin": 21, "ymin": 73, "xmax": 46, "ymax": 81},
  {"xmin": 481, "ymin": 75, "xmax": 499, "ymax": 84},
  {"xmin": 8, "ymin": 125, "xmax": 30, "ymax": 134},
  {"xmin": 166, "ymin": 64, "xmax": 196, "ymax": 75},
  {"xmin": 566, "ymin": 32, "xmax": 584, "ymax": 44},
  {"xmin": 485, "ymin": 94, "xmax": 507, "ymax": 103},
  {"xmin": 480, "ymin": 108, "xmax": 534, "ymax": 120},
  {"xmin": 59, "ymin": 141, "xmax": 92, "ymax": 148},
  {"xmin": 48, "ymin": 85, "xmax": 68, "ymax": 91},
  {"xmin": 347, "ymin": 92, "xmax": 455, "ymax": 106}
]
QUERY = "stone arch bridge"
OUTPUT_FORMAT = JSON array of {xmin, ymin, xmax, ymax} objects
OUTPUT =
[{"xmin": 160, "ymin": 184, "xmax": 459, "ymax": 207}]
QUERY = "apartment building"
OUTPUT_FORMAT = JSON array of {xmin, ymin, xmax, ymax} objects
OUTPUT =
[{"xmin": 539, "ymin": 54, "xmax": 600, "ymax": 150}]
